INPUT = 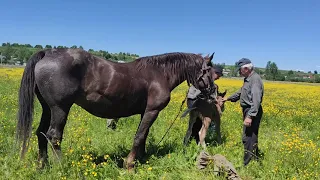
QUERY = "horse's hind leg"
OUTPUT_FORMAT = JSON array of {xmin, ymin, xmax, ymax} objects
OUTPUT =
[
  {"xmin": 35, "ymin": 88, "xmax": 51, "ymax": 168},
  {"xmin": 46, "ymin": 104, "xmax": 71, "ymax": 160}
]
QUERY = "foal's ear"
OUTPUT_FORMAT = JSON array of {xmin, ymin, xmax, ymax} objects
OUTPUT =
[{"xmin": 221, "ymin": 90, "xmax": 227, "ymax": 97}]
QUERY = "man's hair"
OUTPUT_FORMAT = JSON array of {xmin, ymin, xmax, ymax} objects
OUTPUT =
[{"xmin": 241, "ymin": 63, "xmax": 254, "ymax": 70}]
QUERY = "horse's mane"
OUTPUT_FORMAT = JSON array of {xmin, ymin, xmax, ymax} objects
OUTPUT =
[{"xmin": 135, "ymin": 52, "xmax": 204, "ymax": 85}]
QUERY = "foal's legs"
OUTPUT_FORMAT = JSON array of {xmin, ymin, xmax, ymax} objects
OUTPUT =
[
  {"xmin": 213, "ymin": 104, "xmax": 222, "ymax": 144},
  {"xmin": 198, "ymin": 116, "xmax": 211, "ymax": 148},
  {"xmin": 184, "ymin": 110, "xmax": 197, "ymax": 145},
  {"xmin": 215, "ymin": 116, "xmax": 222, "ymax": 144}
]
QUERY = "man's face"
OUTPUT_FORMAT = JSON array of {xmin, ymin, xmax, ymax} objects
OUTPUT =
[{"xmin": 239, "ymin": 67, "xmax": 250, "ymax": 77}]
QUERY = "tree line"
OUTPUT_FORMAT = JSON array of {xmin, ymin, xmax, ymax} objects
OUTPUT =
[
  {"xmin": 219, "ymin": 61, "xmax": 320, "ymax": 83},
  {"xmin": 263, "ymin": 61, "xmax": 320, "ymax": 83},
  {"xmin": 0, "ymin": 42, "xmax": 139, "ymax": 65},
  {"xmin": 1, "ymin": 42, "xmax": 319, "ymax": 83}
]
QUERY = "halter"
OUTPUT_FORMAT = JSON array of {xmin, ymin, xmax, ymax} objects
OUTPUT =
[{"xmin": 196, "ymin": 61, "xmax": 216, "ymax": 103}]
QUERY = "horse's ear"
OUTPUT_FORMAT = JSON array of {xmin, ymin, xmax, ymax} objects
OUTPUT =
[
  {"xmin": 204, "ymin": 52, "xmax": 214, "ymax": 66},
  {"xmin": 209, "ymin": 52, "xmax": 215, "ymax": 61}
]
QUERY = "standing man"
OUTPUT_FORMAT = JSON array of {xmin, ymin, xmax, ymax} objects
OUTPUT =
[{"xmin": 223, "ymin": 58, "xmax": 264, "ymax": 166}]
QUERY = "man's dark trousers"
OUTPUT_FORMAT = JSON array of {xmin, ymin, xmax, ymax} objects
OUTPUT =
[{"xmin": 242, "ymin": 106, "xmax": 263, "ymax": 166}]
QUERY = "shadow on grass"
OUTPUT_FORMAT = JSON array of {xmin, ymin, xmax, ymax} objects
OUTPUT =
[
  {"xmin": 87, "ymin": 135, "xmax": 179, "ymax": 168},
  {"xmin": 88, "ymin": 145, "xmax": 130, "ymax": 168}
]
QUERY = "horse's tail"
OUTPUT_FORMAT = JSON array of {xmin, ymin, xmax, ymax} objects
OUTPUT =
[{"xmin": 16, "ymin": 50, "xmax": 46, "ymax": 159}]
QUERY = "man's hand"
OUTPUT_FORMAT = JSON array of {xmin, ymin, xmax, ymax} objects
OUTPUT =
[{"xmin": 244, "ymin": 117, "xmax": 252, "ymax": 127}]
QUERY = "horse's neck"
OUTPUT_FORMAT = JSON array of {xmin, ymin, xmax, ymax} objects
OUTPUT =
[
  {"xmin": 168, "ymin": 74, "xmax": 188, "ymax": 91},
  {"xmin": 160, "ymin": 66, "xmax": 191, "ymax": 91}
]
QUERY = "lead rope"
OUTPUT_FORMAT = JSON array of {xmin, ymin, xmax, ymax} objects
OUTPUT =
[{"xmin": 156, "ymin": 89, "xmax": 188, "ymax": 147}]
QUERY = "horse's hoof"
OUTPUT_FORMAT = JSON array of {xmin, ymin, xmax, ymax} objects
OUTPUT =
[
  {"xmin": 123, "ymin": 159, "xmax": 135, "ymax": 172},
  {"xmin": 37, "ymin": 160, "xmax": 48, "ymax": 170}
]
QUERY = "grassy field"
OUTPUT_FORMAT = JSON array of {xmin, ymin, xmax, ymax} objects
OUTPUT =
[{"xmin": 0, "ymin": 67, "xmax": 319, "ymax": 180}]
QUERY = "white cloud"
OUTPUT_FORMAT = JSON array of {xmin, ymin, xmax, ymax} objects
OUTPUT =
[{"xmin": 317, "ymin": 65, "xmax": 320, "ymax": 69}]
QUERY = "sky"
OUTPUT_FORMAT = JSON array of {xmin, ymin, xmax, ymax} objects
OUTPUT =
[{"xmin": 0, "ymin": 0, "xmax": 319, "ymax": 72}]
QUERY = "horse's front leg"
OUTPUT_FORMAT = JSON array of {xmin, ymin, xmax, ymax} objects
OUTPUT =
[
  {"xmin": 125, "ymin": 110, "xmax": 159, "ymax": 170},
  {"xmin": 198, "ymin": 116, "xmax": 211, "ymax": 148}
]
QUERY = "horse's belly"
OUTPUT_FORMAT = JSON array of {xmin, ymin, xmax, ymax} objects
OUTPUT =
[{"xmin": 74, "ymin": 92, "xmax": 145, "ymax": 118}]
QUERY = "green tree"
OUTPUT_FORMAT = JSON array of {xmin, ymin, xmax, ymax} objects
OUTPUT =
[
  {"xmin": 45, "ymin": 45, "xmax": 52, "ymax": 49},
  {"xmin": 314, "ymin": 70, "xmax": 318, "ymax": 74},
  {"xmin": 12, "ymin": 43, "xmax": 19, "ymax": 47},
  {"xmin": 16, "ymin": 48, "xmax": 28, "ymax": 62},
  {"xmin": 34, "ymin": 45, "xmax": 43, "ymax": 49},
  {"xmin": 265, "ymin": 61, "xmax": 279, "ymax": 80},
  {"xmin": 104, "ymin": 52, "xmax": 112, "ymax": 59},
  {"xmin": 254, "ymin": 67, "xmax": 262, "ymax": 75},
  {"xmin": 2, "ymin": 45, "xmax": 15, "ymax": 63},
  {"xmin": 2, "ymin": 42, "xmax": 10, "ymax": 46},
  {"xmin": 228, "ymin": 63, "xmax": 239, "ymax": 77},
  {"xmin": 79, "ymin": 46, "xmax": 84, "ymax": 49},
  {"xmin": 288, "ymin": 70, "xmax": 294, "ymax": 76},
  {"xmin": 71, "ymin": 45, "xmax": 77, "ymax": 49},
  {"xmin": 24, "ymin": 50, "xmax": 33, "ymax": 63},
  {"xmin": 25, "ymin": 44, "xmax": 32, "ymax": 48}
]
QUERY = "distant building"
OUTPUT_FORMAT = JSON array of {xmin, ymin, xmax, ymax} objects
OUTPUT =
[{"xmin": 223, "ymin": 68, "xmax": 231, "ymax": 76}]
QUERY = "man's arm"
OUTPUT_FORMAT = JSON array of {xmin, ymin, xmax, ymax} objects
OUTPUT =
[
  {"xmin": 226, "ymin": 89, "xmax": 241, "ymax": 102},
  {"xmin": 247, "ymin": 80, "xmax": 263, "ymax": 118}
]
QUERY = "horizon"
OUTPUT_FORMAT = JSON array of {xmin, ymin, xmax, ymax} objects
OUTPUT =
[{"xmin": 1, "ymin": 0, "xmax": 319, "ymax": 72}]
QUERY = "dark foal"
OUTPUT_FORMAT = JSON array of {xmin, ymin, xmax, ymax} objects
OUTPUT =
[
  {"xmin": 16, "ymin": 48, "xmax": 216, "ymax": 170},
  {"xmin": 184, "ymin": 87, "xmax": 227, "ymax": 148}
]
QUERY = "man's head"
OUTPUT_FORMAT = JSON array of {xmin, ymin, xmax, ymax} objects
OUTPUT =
[
  {"xmin": 235, "ymin": 58, "xmax": 254, "ymax": 77},
  {"xmin": 211, "ymin": 65, "xmax": 223, "ymax": 80}
]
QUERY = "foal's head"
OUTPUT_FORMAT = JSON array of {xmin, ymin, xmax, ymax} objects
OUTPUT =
[{"xmin": 216, "ymin": 90, "xmax": 227, "ymax": 112}]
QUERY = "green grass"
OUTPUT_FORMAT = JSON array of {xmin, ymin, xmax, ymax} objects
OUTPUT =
[{"xmin": 0, "ymin": 73, "xmax": 319, "ymax": 180}]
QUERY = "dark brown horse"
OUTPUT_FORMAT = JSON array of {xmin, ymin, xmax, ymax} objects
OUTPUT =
[{"xmin": 16, "ymin": 48, "xmax": 216, "ymax": 170}]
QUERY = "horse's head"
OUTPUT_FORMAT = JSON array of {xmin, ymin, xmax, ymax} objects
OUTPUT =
[{"xmin": 194, "ymin": 52, "xmax": 216, "ymax": 102}]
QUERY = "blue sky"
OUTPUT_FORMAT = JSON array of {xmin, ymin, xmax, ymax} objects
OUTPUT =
[{"xmin": 1, "ymin": 0, "xmax": 319, "ymax": 72}]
